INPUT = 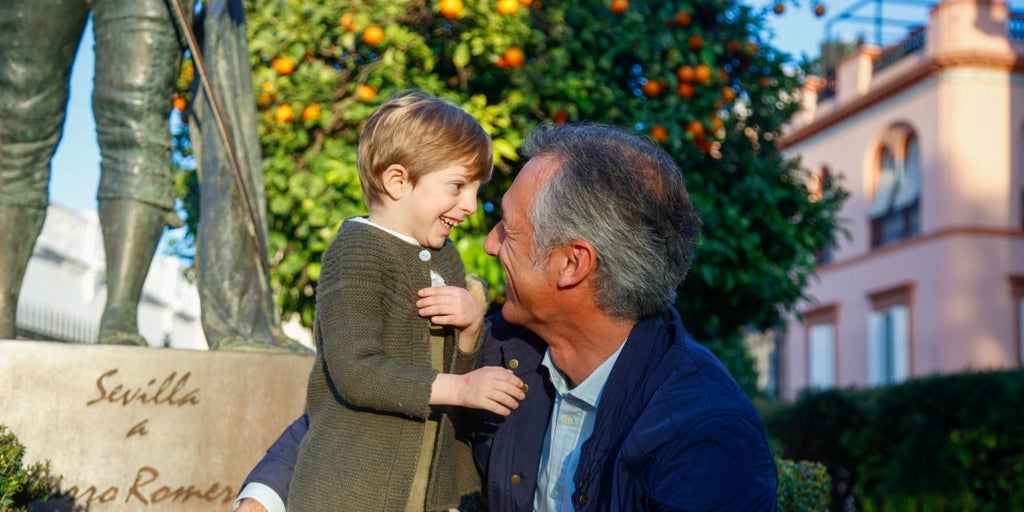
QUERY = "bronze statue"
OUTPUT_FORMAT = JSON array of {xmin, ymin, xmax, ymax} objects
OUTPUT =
[{"xmin": 0, "ymin": 0, "xmax": 306, "ymax": 352}]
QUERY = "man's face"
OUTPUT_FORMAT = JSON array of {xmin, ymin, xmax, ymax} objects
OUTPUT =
[{"xmin": 484, "ymin": 155, "xmax": 559, "ymax": 327}]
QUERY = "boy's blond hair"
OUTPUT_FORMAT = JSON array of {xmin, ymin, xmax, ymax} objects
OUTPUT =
[{"xmin": 357, "ymin": 90, "xmax": 493, "ymax": 206}]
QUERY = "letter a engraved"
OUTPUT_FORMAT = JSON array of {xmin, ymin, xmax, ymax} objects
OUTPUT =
[{"xmin": 126, "ymin": 420, "xmax": 150, "ymax": 438}]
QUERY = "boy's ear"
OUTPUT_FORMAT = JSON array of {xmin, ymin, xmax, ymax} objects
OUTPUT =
[{"xmin": 381, "ymin": 164, "xmax": 409, "ymax": 200}]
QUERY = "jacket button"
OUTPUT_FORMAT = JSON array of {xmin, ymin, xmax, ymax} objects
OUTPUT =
[
  {"xmin": 511, "ymin": 474, "xmax": 522, "ymax": 484},
  {"xmin": 508, "ymin": 358, "xmax": 520, "ymax": 369},
  {"xmin": 521, "ymin": 383, "xmax": 529, "ymax": 393},
  {"xmin": 577, "ymin": 493, "xmax": 588, "ymax": 506}
]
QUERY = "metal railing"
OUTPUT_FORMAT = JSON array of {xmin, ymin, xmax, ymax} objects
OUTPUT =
[
  {"xmin": 873, "ymin": 26, "xmax": 926, "ymax": 74},
  {"xmin": 1009, "ymin": 11, "xmax": 1024, "ymax": 41}
]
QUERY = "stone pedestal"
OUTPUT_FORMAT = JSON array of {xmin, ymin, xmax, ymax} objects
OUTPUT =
[{"xmin": 0, "ymin": 340, "xmax": 314, "ymax": 511}]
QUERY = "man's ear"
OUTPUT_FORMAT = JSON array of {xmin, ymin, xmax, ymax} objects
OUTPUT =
[
  {"xmin": 556, "ymin": 239, "xmax": 596, "ymax": 289},
  {"xmin": 381, "ymin": 164, "xmax": 409, "ymax": 200}
]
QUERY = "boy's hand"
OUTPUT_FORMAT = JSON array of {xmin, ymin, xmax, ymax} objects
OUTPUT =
[
  {"xmin": 417, "ymin": 285, "xmax": 484, "ymax": 331},
  {"xmin": 432, "ymin": 367, "xmax": 525, "ymax": 415}
]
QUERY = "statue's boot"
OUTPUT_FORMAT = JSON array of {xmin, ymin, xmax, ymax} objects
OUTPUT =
[
  {"xmin": 97, "ymin": 199, "xmax": 167, "ymax": 346},
  {"xmin": 0, "ymin": 205, "xmax": 46, "ymax": 339}
]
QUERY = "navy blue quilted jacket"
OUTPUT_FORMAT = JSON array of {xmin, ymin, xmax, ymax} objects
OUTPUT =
[{"xmin": 472, "ymin": 308, "xmax": 778, "ymax": 511}]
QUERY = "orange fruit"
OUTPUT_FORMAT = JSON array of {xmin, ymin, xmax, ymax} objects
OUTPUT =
[
  {"xmin": 688, "ymin": 34, "xmax": 704, "ymax": 50},
  {"xmin": 814, "ymin": 3, "xmax": 826, "ymax": 16},
  {"xmin": 261, "ymin": 81, "xmax": 274, "ymax": 92},
  {"xmin": 504, "ymin": 46, "xmax": 525, "ymax": 68},
  {"xmin": 363, "ymin": 26, "xmax": 384, "ymax": 46},
  {"xmin": 773, "ymin": 2, "xmax": 785, "ymax": 14},
  {"xmin": 650, "ymin": 124, "xmax": 668, "ymax": 143},
  {"xmin": 675, "ymin": 11, "xmax": 691, "ymax": 27},
  {"xmin": 257, "ymin": 92, "xmax": 273, "ymax": 106},
  {"xmin": 640, "ymin": 79, "xmax": 662, "ymax": 98},
  {"xmin": 301, "ymin": 104, "xmax": 322, "ymax": 122},
  {"xmin": 694, "ymin": 64, "xmax": 712, "ymax": 84},
  {"xmin": 721, "ymin": 86, "xmax": 737, "ymax": 103},
  {"xmin": 275, "ymin": 104, "xmax": 294, "ymax": 123},
  {"xmin": 496, "ymin": 0, "xmax": 519, "ymax": 14},
  {"xmin": 439, "ymin": 0, "xmax": 464, "ymax": 19},
  {"xmin": 520, "ymin": 0, "xmax": 532, "ymax": 4},
  {"xmin": 676, "ymin": 65, "xmax": 694, "ymax": 83},
  {"xmin": 676, "ymin": 82, "xmax": 695, "ymax": 99},
  {"xmin": 355, "ymin": 84, "xmax": 378, "ymax": 102},
  {"xmin": 273, "ymin": 56, "xmax": 296, "ymax": 76},
  {"xmin": 173, "ymin": 97, "xmax": 187, "ymax": 112},
  {"xmin": 710, "ymin": 115, "xmax": 724, "ymax": 133},
  {"xmin": 340, "ymin": 12, "xmax": 357, "ymax": 31},
  {"xmin": 610, "ymin": 0, "xmax": 628, "ymax": 14},
  {"xmin": 685, "ymin": 120, "xmax": 705, "ymax": 137}
]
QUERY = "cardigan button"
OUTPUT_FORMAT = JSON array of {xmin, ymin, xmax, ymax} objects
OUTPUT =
[
  {"xmin": 510, "ymin": 474, "xmax": 522, "ymax": 484},
  {"xmin": 419, "ymin": 249, "xmax": 431, "ymax": 261},
  {"xmin": 576, "ymin": 493, "xmax": 588, "ymax": 506},
  {"xmin": 508, "ymin": 358, "xmax": 520, "ymax": 369}
]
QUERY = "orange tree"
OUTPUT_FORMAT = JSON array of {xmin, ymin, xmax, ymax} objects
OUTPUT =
[{"xmin": 175, "ymin": 0, "xmax": 846, "ymax": 393}]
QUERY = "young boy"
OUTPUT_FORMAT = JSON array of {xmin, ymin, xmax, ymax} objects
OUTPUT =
[{"xmin": 286, "ymin": 90, "xmax": 526, "ymax": 512}]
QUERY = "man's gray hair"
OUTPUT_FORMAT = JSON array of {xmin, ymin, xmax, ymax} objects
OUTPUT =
[{"xmin": 523, "ymin": 123, "xmax": 702, "ymax": 320}]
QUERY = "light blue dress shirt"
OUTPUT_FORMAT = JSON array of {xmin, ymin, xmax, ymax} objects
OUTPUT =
[{"xmin": 533, "ymin": 342, "xmax": 625, "ymax": 512}]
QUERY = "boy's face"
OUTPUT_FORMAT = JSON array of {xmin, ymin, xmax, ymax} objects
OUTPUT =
[{"xmin": 401, "ymin": 164, "xmax": 482, "ymax": 249}]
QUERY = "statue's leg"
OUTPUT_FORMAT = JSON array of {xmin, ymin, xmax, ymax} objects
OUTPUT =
[
  {"xmin": 0, "ymin": 1, "xmax": 90, "ymax": 339},
  {"xmin": 91, "ymin": 0, "xmax": 183, "ymax": 345}
]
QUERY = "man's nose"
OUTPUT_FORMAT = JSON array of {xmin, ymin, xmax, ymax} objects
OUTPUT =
[{"xmin": 484, "ymin": 223, "xmax": 501, "ymax": 256}]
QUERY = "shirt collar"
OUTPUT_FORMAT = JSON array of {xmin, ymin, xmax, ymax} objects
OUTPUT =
[
  {"xmin": 349, "ymin": 216, "xmax": 421, "ymax": 246},
  {"xmin": 540, "ymin": 341, "xmax": 626, "ymax": 408}
]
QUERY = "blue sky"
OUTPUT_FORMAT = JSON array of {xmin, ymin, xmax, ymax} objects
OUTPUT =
[{"xmin": 48, "ymin": 0, "xmax": 937, "ymax": 214}]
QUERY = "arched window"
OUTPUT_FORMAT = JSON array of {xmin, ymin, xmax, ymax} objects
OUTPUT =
[{"xmin": 869, "ymin": 130, "xmax": 921, "ymax": 247}]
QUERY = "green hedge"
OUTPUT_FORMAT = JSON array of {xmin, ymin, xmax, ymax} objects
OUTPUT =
[
  {"xmin": 0, "ymin": 424, "xmax": 60, "ymax": 511},
  {"xmin": 765, "ymin": 369, "xmax": 1024, "ymax": 512},
  {"xmin": 777, "ymin": 458, "xmax": 831, "ymax": 511}
]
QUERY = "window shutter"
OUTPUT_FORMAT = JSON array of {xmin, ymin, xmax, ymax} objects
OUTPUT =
[
  {"xmin": 868, "ymin": 311, "xmax": 884, "ymax": 386},
  {"xmin": 809, "ymin": 323, "xmax": 836, "ymax": 389},
  {"xmin": 891, "ymin": 305, "xmax": 910, "ymax": 382}
]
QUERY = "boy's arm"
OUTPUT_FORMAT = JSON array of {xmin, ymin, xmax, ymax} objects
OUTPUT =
[{"xmin": 233, "ymin": 414, "xmax": 309, "ymax": 511}]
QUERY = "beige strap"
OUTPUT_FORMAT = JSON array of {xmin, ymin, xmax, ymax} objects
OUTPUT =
[{"xmin": 406, "ymin": 325, "xmax": 446, "ymax": 512}]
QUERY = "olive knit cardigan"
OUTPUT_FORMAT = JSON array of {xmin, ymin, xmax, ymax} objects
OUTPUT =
[{"xmin": 288, "ymin": 219, "xmax": 482, "ymax": 512}]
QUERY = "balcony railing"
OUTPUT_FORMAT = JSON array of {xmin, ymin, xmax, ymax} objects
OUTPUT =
[
  {"xmin": 873, "ymin": 26, "xmax": 926, "ymax": 74},
  {"xmin": 1009, "ymin": 11, "xmax": 1024, "ymax": 41}
]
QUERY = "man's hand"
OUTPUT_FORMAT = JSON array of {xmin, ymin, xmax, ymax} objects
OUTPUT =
[{"xmin": 235, "ymin": 498, "xmax": 268, "ymax": 512}]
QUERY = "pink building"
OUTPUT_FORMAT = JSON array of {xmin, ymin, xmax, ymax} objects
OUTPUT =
[{"xmin": 778, "ymin": 0, "xmax": 1024, "ymax": 399}]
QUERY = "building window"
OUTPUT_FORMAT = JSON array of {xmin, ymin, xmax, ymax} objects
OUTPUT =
[
  {"xmin": 869, "ymin": 133, "xmax": 921, "ymax": 247},
  {"xmin": 867, "ymin": 284, "xmax": 914, "ymax": 386},
  {"xmin": 804, "ymin": 304, "xmax": 838, "ymax": 389}
]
